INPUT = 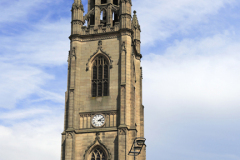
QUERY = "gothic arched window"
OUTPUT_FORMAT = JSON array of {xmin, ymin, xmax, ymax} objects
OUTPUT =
[
  {"xmin": 92, "ymin": 55, "xmax": 109, "ymax": 97},
  {"xmin": 90, "ymin": 147, "xmax": 106, "ymax": 160}
]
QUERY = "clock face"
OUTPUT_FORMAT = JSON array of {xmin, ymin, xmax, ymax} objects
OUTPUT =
[{"xmin": 92, "ymin": 114, "xmax": 105, "ymax": 127}]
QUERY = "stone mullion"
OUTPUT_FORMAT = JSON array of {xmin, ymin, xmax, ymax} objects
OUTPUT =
[
  {"xmin": 107, "ymin": 5, "xmax": 112, "ymax": 26},
  {"xmin": 95, "ymin": 7, "xmax": 100, "ymax": 26},
  {"xmin": 102, "ymin": 61, "xmax": 104, "ymax": 96},
  {"xmin": 96, "ymin": 58, "xmax": 99, "ymax": 97}
]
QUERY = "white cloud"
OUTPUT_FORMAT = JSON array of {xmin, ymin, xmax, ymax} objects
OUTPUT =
[
  {"xmin": 0, "ymin": 63, "xmax": 54, "ymax": 109},
  {"xmin": 143, "ymin": 31, "xmax": 240, "ymax": 115},
  {"xmin": 132, "ymin": 0, "xmax": 237, "ymax": 45},
  {"xmin": 0, "ymin": 0, "xmax": 53, "ymax": 23},
  {"xmin": 0, "ymin": 60, "xmax": 65, "ymax": 109},
  {"xmin": 1, "ymin": 0, "xmax": 240, "ymax": 160},
  {"xmin": 143, "ymin": 31, "xmax": 240, "ymax": 159},
  {"xmin": 0, "ymin": 113, "xmax": 63, "ymax": 160},
  {"xmin": 0, "ymin": 108, "xmax": 50, "ymax": 120},
  {"xmin": 0, "ymin": 19, "xmax": 70, "ymax": 66},
  {"xmin": 32, "ymin": 88, "xmax": 65, "ymax": 104},
  {"xmin": 0, "ymin": 126, "xmax": 12, "ymax": 136},
  {"xmin": 0, "ymin": 18, "xmax": 69, "ymax": 109}
]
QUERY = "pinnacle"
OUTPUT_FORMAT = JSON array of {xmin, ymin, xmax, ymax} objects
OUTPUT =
[
  {"xmin": 132, "ymin": 10, "xmax": 140, "ymax": 30},
  {"xmin": 72, "ymin": 0, "xmax": 84, "ymax": 11},
  {"xmin": 74, "ymin": 0, "xmax": 81, "ymax": 4},
  {"xmin": 73, "ymin": 0, "xmax": 83, "ymax": 6}
]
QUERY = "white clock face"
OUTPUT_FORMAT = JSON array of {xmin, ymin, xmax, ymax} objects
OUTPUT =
[{"xmin": 92, "ymin": 114, "xmax": 105, "ymax": 127}]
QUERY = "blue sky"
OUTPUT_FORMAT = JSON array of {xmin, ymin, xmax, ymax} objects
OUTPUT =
[{"xmin": 1, "ymin": 0, "xmax": 240, "ymax": 159}]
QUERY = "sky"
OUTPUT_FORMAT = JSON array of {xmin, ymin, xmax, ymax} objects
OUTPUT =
[{"xmin": 0, "ymin": 0, "xmax": 240, "ymax": 160}]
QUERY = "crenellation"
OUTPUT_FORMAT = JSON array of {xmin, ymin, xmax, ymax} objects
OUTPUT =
[{"xmin": 78, "ymin": 22, "xmax": 120, "ymax": 36}]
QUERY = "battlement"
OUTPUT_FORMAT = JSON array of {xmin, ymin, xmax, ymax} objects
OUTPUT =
[{"xmin": 81, "ymin": 22, "xmax": 120, "ymax": 35}]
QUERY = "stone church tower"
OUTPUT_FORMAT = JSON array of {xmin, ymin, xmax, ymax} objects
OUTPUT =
[{"xmin": 61, "ymin": 0, "xmax": 145, "ymax": 159}]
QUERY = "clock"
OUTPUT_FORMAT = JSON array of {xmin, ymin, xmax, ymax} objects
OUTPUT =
[{"xmin": 92, "ymin": 114, "xmax": 105, "ymax": 127}]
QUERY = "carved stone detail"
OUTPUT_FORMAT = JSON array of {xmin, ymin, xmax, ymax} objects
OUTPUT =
[
  {"xmin": 83, "ymin": 134, "xmax": 112, "ymax": 160},
  {"xmin": 86, "ymin": 40, "xmax": 113, "ymax": 71},
  {"xmin": 72, "ymin": 2, "xmax": 84, "ymax": 11},
  {"xmin": 132, "ymin": 10, "xmax": 141, "ymax": 31},
  {"xmin": 135, "ymin": 54, "xmax": 141, "ymax": 60},
  {"xmin": 110, "ymin": 112, "xmax": 116, "ymax": 115},
  {"xmin": 122, "ymin": 41, "xmax": 126, "ymax": 52},
  {"xmin": 96, "ymin": 5, "xmax": 108, "ymax": 12},
  {"xmin": 79, "ymin": 110, "xmax": 117, "ymax": 129},
  {"xmin": 120, "ymin": 31, "xmax": 132, "ymax": 36},
  {"xmin": 83, "ymin": 8, "xmax": 94, "ymax": 21},
  {"xmin": 67, "ymin": 132, "xmax": 73, "ymax": 139},
  {"xmin": 71, "ymin": 35, "xmax": 118, "ymax": 42},
  {"xmin": 119, "ymin": 128, "xmax": 127, "ymax": 135},
  {"xmin": 98, "ymin": 40, "xmax": 102, "ymax": 48},
  {"xmin": 120, "ymin": 14, "xmax": 132, "ymax": 19},
  {"xmin": 82, "ymin": 35, "xmax": 118, "ymax": 42},
  {"xmin": 70, "ymin": 47, "xmax": 76, "ymax": 58},
  {"xmin": 96, "ymin": 132, "xmax": 100, "ymax": 137},
  {"xmin": 121, "ymin": 0, "xmax": 132, "ymax": 5}
]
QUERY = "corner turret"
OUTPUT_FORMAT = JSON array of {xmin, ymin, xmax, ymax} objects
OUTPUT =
[
  {"xmin": 71, "ymin": 0, "xmax": 84, "ymax": 35},
  {"xmin": 119, "ymin": 0, "xmax": 132, "ymax": 29}
]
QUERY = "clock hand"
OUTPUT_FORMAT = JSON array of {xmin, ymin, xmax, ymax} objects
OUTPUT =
[{"xmin": 98, "ymin": 118, "xmax": 103, "ymax": 121}]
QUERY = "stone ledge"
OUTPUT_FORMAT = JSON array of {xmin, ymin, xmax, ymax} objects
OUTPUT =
[{"xmin": 75, "ymin": 127, "xmax": 118, "ymax": 133}]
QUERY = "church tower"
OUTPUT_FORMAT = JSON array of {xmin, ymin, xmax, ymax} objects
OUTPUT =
[{"xmin": 61, "ymin": 0, "xmax": 145, "ymax": 159}]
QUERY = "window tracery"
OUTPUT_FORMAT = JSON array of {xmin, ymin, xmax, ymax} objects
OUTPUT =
[
  {"xmin": 90, "ymin": 147, "xmax": 106, "ymax": 160},
  {"xmin": 92, "ymin": 55, "xmax": 109, "ymax": 97}
]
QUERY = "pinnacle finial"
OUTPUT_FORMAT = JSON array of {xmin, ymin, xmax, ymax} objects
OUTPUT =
[
  {"xmin": 132, "ymin": 10, "xmax": 141, "ymax": 31},
  {"xmin": 74, "ymin": 0, "xmax": 80, "ymax": 4},
  {"xmin": 72, "ymin": 0, "xmax": 84, "ymax": 12}
]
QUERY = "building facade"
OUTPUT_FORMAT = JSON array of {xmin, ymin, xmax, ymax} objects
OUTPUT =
[{"xmin": 61, "ymin": 0, "xmax": 145, "ymax": 159}]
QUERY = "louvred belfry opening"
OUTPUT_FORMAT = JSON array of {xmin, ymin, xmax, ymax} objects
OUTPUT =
[{"xmin": 92, "ymin": 56, "xmax": 109, "ymax": 97}]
